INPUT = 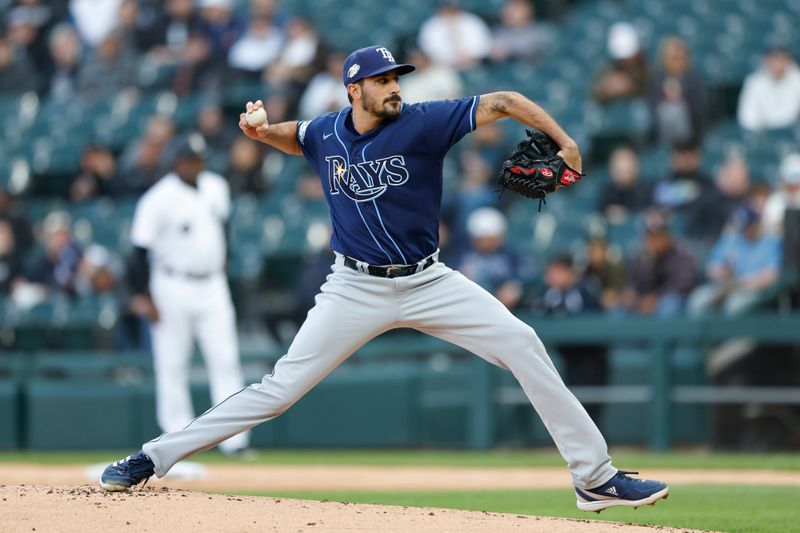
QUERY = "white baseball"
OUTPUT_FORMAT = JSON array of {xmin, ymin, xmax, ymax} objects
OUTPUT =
[{"xmin": 246, "ymin": 107, "xmax": 267, "ymax": 127}]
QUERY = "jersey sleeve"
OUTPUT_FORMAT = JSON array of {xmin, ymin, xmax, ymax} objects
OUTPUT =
[
  {"xmin": 296, "ymin": 117, "xmax": 322, "ymax": 164},
  {"xmin": 130, "ymin": 192, "xmax": 160, "ymax": 249},
  {"xmin": 419, "ymin": 96, "xmax": 479, "ymax": 154}
]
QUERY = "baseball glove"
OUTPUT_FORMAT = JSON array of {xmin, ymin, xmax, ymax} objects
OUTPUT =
[{"xmin": 497, "ymin": 129, "xmax": 584, "ymax": 209}]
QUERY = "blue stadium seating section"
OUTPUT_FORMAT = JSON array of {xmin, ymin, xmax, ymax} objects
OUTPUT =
[{"xmin": 1, "ymin": 0, "xmax": 799, "ymax": 328}]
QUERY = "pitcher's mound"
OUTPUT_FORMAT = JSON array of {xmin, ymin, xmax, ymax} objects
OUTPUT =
[{"xmin": 0, "ymin": 485, "xmax": 695, "ymax": 532}]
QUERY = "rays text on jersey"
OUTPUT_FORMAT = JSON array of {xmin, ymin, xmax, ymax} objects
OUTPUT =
[{"xmin": 325, "ymin": 155, "xmax": 409, "ymax": 202}]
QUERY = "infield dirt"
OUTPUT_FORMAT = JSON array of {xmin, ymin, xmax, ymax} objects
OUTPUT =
[{"xmin": 1, "ymin": 484, "xmax": 704, "ymax": 533}]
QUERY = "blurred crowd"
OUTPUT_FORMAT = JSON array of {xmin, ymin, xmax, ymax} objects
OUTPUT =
[{"xmin": 0, "ymin": 0, "xmax": 799, "ymax": 350}]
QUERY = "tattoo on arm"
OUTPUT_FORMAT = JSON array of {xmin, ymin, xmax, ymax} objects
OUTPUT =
[
  {"xmin": 477, "ymin": 92, "xmax": 514, "ymax": 115},
  {"xmin": 475, "ymin": 92, "xmax": 519, "ymax": 126}
]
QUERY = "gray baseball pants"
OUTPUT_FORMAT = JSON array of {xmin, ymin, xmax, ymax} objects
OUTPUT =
[{"xmin": 143, "ymin": 258, "xmax": 617, "ymax": 489}]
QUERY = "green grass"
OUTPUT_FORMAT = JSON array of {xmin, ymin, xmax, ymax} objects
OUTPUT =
[
  {"xmin": 1, "ymin": 449, "xmax": 799, "ymax": 471},
  {"xmin": 236, "ymin": 485, "xmax": 796, "ymax": 533},
  {"xmin": 1, "ymin": 449, "xmax": 795, "ymax": 531}
]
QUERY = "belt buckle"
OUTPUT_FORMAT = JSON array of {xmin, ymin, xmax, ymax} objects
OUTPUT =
[{"xmin": 385, "ymin": 265, "xmax": 402, "ymax": 278}]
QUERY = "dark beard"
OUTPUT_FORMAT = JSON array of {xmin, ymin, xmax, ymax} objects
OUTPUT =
[{"xmin": 362, "ymin": 95, "xmax": 402, "ymax": 118}]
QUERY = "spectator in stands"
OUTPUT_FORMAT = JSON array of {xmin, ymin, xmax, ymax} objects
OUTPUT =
[
  {"xmin": 264, "ymin": 17, "xmax": 326, "ymax": 111},
  {"xmin": 534, "ymin": 252, "xmax": 608, "ymax": 423},
  {"xmin": 196, "ymin": 102, "xmax": 236, "ymax": 167},
  {"xmin": 648, "ymin": 36, "xmax": 707, "ymax": 145},
  {"xmin": 69, "ymin": 0, "xmax": 123, "ymax": 47},
  {"xmin": 172, "ymin": 32, "xmax": 216, "ymax": 95},
  {"xmin": 250, "ymin": 0, "xmax": 284, "ymax": 20},
  {"xmin": 748, "ymin": 182, "xmax": 773, "ymax": 217},
  {"xmin": 490, "ymin": 0, "xmax": 553, "ymax": 63},
  {"xmin": 46, "ymin": 23, "xmax": 82, "ymax": 101},
  {"xmin": 22, "ymin": 211, "xmax": 82, "ymax": 295},
  {"xmin": 403, "ymin": 48, "xmax": 464, "ymax": 104},
  {"xmin": 127, "ymin": 0, "xmax": 199, "ymax": 91},
  {"xmin": 120, "ymin": 115, "xmax": 178, "ymax": 172},
  {"xmin": 452, "ymin": 123, "xmax": 507, "ymax": 227},
  {"xmin": 69, "ymin": 145, "xmax": 118, "ymax": 202},
  {"xmin": 462, "ymin": 120, "xmax": 506, "ymax": 169},
  {"xmin": 0, "ymin": 189, "xmax": 34, "ymax": 253},
  {"xmin": 298, "ymin": 52, "xmax": 350, "ymax": 119},
  {"xmin": 592, "ymin": 22, "xmax": 648, "ymax": 104},
  {"xmin": 459, "ymin": 208, "xmax": 525, "ymax": 311},
  {"xmin": 0, "ymin": 219, "xmax": 22, "ymax": 295},
  {"xmin": 584, "ymin": 236, "xmax": 626, "ymax": 311},
  {"xmin": 117, "ymin": 0, "xmax": 143, "ymax": 51},
  {"xmin": 117, "ymin": 137, "xmax": 165, "ymax": 196},
  {"xmin": 225, "ymin": 136, "xmax": 269, "ymax": 195},
  {"xmin": 145, "ymin": 0, "xmax": 202, "ymax": 60},
  {"xmin": 116, "ymin": 0, "xmax": 168, "ymax": 55},
  {"xmin": 621, "ymin": 211, "xmax": 697, "ymax": 316},
  {"xmin": 599, "ymin": 146, "xmax": 651, "ymax": 224},
  {"xmin": 418, "ymin": 2, "xmax": 493, "ymax": 69},
  {"xmin": 399, "ymin": 48, "xmax": 464, "ymax": 104},
  {"xmin": 75, "ymin": 244, "xmax": 121, "ymax": 296},
  {"xmin": 688, "ymin": 205, "xmax": 782, "ymax": 316},
  {"xmin": 198, "ymin": 0, "xmax": 245, "ymax": 63},
  {"xmin": 738, "ymin": 46, "xmax": 800, "ymax": 132},
  {"xmin": 265, "ymin": 17, "xmax": 324, "ymax": 86},
  {"xmin": 687, "ymin": 153, "xmax": 751, "ymax": 244},
  {"xmin": 0, "ymin": 35, "xmax": 37, "ymax": 94},
  {"xmin": 456, "ymin": 149, "xmax": 498, "ymax": 216},
  {"xmin": 763, "ymin": 153, "xmax": 800, "ymax": 235},
  {"xmin": 228, "ymin": 11, "xmax": 283, "ymax": 80},
  {"xmin": 5, "ymin": 0, "xmax": 53, "ymax": 91},
  {"xmin": 77, "ymin": 29, "xmax": 138, "ymax": 99},
  {"xmin": 651, "ymin": 142, "xmax": 712, "ymax": 212}
]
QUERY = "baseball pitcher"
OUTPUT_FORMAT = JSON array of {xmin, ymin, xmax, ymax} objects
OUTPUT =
[{"xmin": 102, "ymin": 46, "xmax": 668, "ymax": 512}]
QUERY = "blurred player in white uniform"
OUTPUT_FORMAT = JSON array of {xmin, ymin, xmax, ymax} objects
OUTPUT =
[{"xmin": 128, "ymin": 133, "xmax": 249, "ymax": 454}]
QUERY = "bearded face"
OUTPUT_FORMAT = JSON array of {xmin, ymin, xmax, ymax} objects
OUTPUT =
[{"xmin": 357, "ymin": 74, "xmax": 402, "ymax": 118}]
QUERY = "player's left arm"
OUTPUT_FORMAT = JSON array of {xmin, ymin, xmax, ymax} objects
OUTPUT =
[{"xmin": 475, "ymin": 91, "xmax": 581, "ymax": 172}]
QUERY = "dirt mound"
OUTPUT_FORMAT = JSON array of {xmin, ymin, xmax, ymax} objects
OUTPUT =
[{"xmin": 1, "ymin": 485, "xmax": 700, "ymax": 533}]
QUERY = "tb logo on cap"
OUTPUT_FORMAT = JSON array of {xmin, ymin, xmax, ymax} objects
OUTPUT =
[{"xmin": 376, "ymin": 47, "xmax": 395, "ymax": 63}]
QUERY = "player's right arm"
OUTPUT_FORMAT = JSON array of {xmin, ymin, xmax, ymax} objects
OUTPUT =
[{"xmin": 239, "ymin": 100, "xmax": 303, "ymax": 156}]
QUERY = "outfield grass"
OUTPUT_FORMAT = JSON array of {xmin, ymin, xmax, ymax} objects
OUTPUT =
[
  {"xmin": 237, "ymin": 485, "xmax": 796, "ymax": 533},
  {"xmin": 0, "ymin": 449, "xmax": 799, "ymax": 471}
]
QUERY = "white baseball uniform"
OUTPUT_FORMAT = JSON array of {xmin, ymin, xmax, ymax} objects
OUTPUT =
[{"xmin": 131, "ymin": 171, "xmax": 248, "ymax": 453}]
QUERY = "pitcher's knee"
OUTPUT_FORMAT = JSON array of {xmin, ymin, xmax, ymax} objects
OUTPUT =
[
  {"xmin": 252, "ymin": 379, "xmax": 301, "ymax": 418},
  {"xmin": 505, "ymin": 323, "xmax": 543, "ymax": 352}
]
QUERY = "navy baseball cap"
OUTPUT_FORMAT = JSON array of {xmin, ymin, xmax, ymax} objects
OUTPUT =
[{"xmin": 342, "ymin": 45, "xmax": 415, "ymax": 86}]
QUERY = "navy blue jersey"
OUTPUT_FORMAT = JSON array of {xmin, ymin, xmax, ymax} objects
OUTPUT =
[{"xmin": 296, "ymin": 96, "xmax": 479, "ymax": 265}]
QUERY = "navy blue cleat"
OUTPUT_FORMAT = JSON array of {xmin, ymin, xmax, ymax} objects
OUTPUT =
[
  {"xmin": 575, "ymin": 470, "xmax": 669, "ymax": 512},
  {"xmin": 99, "ymin": 450, "xmax": 155, "ymax": 492}
]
